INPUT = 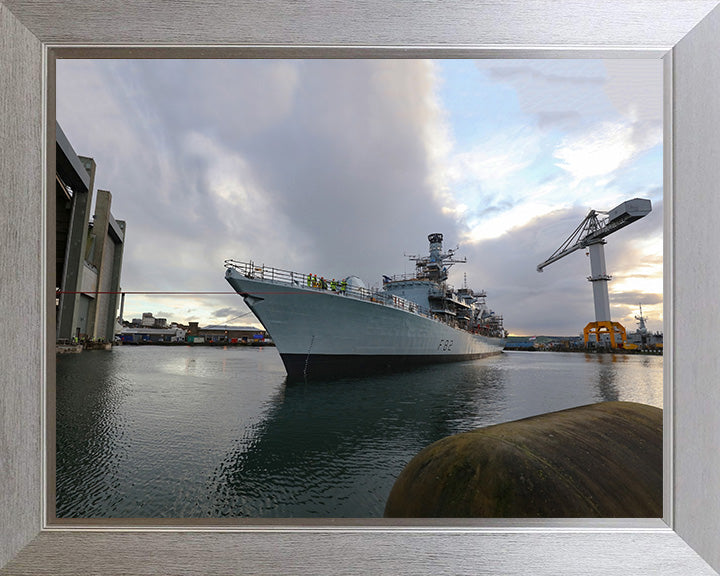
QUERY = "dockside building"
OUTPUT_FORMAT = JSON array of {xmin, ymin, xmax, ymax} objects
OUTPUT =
[
  {"xmin": 56, "ymin": 123, "xmax": 126, "ymax": 343},
  {"xmin": 186, "ymin": 323, "xmax": 268, "ymax": 344}
]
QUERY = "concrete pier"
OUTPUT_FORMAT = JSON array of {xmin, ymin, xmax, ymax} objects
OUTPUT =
[{"xmin": 384, "ymin": 401, "xmax": 662, "ymax": 518}]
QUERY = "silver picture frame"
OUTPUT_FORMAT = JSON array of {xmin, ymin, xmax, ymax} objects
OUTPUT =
[{"xmin": 2, "ymin": 1, "xmax": 720, "ymax": 574}]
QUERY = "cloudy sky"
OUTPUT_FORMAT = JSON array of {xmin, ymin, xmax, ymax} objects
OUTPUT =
[{"xmin": 56, "ymin": 58, "xmax": 663, "ymax": 336}]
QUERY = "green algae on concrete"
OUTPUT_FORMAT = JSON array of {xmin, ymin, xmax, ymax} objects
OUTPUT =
[{"xmin": 384, "ymin": 401, "xmax": 662, "ymax": 518}]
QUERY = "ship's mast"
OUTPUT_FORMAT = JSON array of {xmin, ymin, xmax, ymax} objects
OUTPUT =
[
  {"xmin": 635, "ymin": 304, "xmax": 648, "ymax": 335},
  {"xmin": 409, "ymin": 233, "xmax": 466, "ymax": 283}
]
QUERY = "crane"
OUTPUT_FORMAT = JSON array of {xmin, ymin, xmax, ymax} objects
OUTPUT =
[{"xmin": 536, "ymin": 198, "xmax": 652, "ymax": 348}]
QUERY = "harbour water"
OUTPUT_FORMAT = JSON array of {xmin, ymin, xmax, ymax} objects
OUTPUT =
[{"xmin": 56, "ymin": 346, "xmax": 662, "ymax": 518}]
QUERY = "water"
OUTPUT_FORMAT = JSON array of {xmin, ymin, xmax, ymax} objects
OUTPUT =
[{"xmin": 55, "ymin": 346, "xmax": 663, "ymax": 518}]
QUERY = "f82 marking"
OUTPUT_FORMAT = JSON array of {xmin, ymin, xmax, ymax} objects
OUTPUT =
[{"xmin": 438, "ymin": 339, "xmax": 454, "ymax": 351}]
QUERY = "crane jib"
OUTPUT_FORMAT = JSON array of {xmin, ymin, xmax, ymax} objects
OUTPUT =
[{"xmin": 536, "ymin": 198, "xmax": 651, "ymax": 272}]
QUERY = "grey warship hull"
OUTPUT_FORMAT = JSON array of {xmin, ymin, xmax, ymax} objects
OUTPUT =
[
  {"xmin": 225, "ymin": 267, "xmax": 504, "ymax": 380},
  {"xmin": 225, "ymin": 233, "xmax": 508, "ymax": 380}
]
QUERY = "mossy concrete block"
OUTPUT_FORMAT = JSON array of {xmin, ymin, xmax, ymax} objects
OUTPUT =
[{"xmin": 384, "ymin": 401, "xmax": 662, "ymax": 518}]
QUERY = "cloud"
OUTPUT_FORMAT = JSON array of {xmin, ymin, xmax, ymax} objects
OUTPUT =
[
  {"xmin": 57, "ymin": 59, "xmax": 458, "ymax": 323},
  {"xmin": 211, "ymin": 307, "xmax": 239, "ymax": 318},
  {"xmin": 56, "ymin": 59, "xmax": 662, "ymax": 335},
  {"xmin": 458, "ymin": 206, "xmax": 601, "ymax": 335},
  {"xmin": 448, "ymin": 128, "xmax": 540, "ymax": 184},
  {"xmin": 553, "ymin": 117, "xmax": 661, "ymax": 181},
  {"xmin": 554, "ymin": 122, "xmax": 637, "ymax": 181},
  {"xmin": 453, "ymin": 194, "xmax": 662, "ymax": 336},
  {"xmin": 475, "ymin": 60, "xmax": 611, "ymax": 132},
  {"xmin": 610, "ymin": 292, "xmax": 663, "ymax": 306},
  {"xmin": 439, "ymin": 59, "xmax": 662, "ymax": 249},
  {"xmin": 603, "ymin": 60, "xmax": 663, "ymax": 123},
  {"xmin": 472, "ymin": 59, "xmax": 663, "ymax": 185},
  {"xmin": 476, "ymin": 59, "xmax": 662, "ymax": 131}
]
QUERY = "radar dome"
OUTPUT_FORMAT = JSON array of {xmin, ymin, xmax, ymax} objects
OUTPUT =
[{"xmin": 344, "ymin": 275, "xmax": 366, "ymax": 290}]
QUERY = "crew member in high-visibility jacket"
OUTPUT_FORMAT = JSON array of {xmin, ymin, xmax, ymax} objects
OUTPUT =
[{"xmin": 340, "ymin": 278, "xmax": 347, "ymax": 294}]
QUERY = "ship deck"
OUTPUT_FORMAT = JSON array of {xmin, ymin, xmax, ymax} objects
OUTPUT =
[{"xmin": 225, "ymin": 259, "xmax": 455, "ymax": 327}]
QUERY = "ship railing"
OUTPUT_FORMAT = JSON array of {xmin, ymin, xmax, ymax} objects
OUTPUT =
[
  {"xmin": 225, "ymin": 259, "xmax": 310, "ymax": 288},
  {"xmin": 225, "ymin": 259, "xmax": 448, "ymax": 324},
  {"xmin": 225, "ymin": 260, "xmax": 507, "ymax": 336}
]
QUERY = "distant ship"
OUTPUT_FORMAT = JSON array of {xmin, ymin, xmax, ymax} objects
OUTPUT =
[
  {"xmin": 225, "ymin": 233, "xmax": 506, "ymax": 380},
  {"xmin": 624, "ymin": 304, "xmax": 663, "ymax": 351}
]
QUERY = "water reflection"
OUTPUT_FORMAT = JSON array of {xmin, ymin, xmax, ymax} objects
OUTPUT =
[
  {"xmin": 56, "ymin": 352, "xmax": 130, "ymax": 516},
  {"xmin": 56, "ymin": 347, "xmax": 662, "ymax": 518},
  {"xmin": 588, "ymin": 354, "xmax": 621, "ymax": 402},
  {"xmin": 207, "ymin": 361, "xmax": 509, "ymax": 517}
]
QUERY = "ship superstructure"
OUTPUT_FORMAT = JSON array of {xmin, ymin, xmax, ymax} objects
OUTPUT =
[
  {"xmin": 625, "ymin": 304, "xmax": 663, "ymax": 350},
  {"xmin": 225, "ymin": 233, "xmax": 506, "ymax": 380},
  {"xmin": 382, "ymin": 233, "xmax": 505, "ymax": 339}
]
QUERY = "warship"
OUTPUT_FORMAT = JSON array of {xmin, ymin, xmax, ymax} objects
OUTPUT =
[{"xmin": 225, "ymin": 233, "xmax": 506, "ymax": 380}]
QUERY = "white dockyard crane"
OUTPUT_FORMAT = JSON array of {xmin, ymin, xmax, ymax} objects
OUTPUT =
[{"xmin": 536, "ymin": 198, "xmax": 652, "ymax": 348}]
